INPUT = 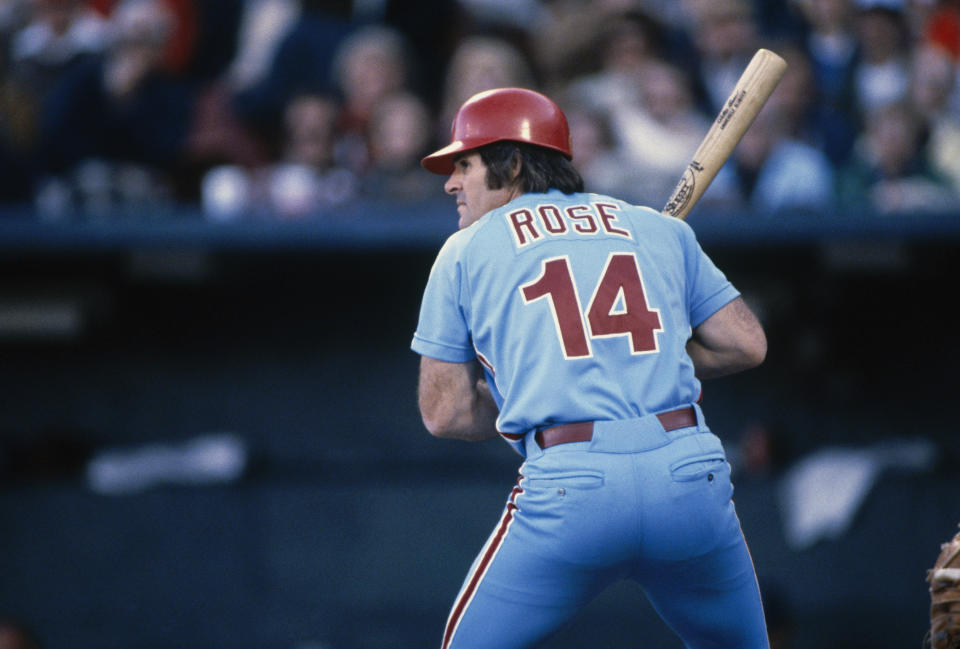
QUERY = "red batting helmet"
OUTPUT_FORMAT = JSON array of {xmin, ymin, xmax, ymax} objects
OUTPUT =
[{"xmin": 421, "ymin": 87, "xmax": 573, "ymax": 175}]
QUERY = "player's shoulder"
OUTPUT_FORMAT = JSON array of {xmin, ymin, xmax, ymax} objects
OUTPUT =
[
  {"xmin": 435, "ymin": 223, "xmax": 477, "ymax": 261},
  {"xmin": 433, "ymin": 212, "xmax": 500, "ymax": 266}
]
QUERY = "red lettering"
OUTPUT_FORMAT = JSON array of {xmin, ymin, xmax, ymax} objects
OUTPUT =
[
  {"xmin": 596, "ymin": 203, "xmax": 631, "ymax": 238},
  {"xmin": 520, "ymin": 256, "xmax": 591, "ymax": 358},
  {"xmin": 538, "ymin": 205, "xmax": 567, "ymax": 235},
  {"xmin": 508, "ymin": 209, "xmax": 541, "ymax": 247},
  {"xmin": 566, "ymin": 205, "xmax": 598, "ymax": 234},
  {"xmin": 586, "ymin": 253, "xmax": 662, "ymax": 353}
]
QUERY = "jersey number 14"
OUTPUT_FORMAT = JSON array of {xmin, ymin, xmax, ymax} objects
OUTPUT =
[{"xmin": 520, "ymin": 252, "xmax": 663, "ymax": 359}]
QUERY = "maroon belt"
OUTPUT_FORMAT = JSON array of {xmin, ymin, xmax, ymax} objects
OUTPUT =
[{"xmin": 535, "ymin": 406, "xmax": 697, "ymax": 450}]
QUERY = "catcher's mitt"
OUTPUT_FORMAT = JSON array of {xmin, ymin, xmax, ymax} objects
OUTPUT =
[{"xmin": 928, "ymin": 524, "xmax": 960, "ymax": 649}]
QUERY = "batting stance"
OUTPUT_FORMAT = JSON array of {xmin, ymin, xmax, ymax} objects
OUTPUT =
[{"xmin": 411, "ymin": 87, "xmax": 770, "ymax": 648}]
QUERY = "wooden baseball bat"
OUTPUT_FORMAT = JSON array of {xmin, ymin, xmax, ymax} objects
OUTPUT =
[{"xmin": 662, "ymin": 48, "xmax": 788, "ymax": 220}]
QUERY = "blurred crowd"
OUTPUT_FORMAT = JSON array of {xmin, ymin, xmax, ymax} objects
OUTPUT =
[{"xmin": 1, "ymin": 0, "xmax": 960, "ymax": 221}]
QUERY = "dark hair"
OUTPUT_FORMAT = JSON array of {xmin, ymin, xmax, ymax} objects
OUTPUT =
[{"xmin": 479, "ymin": 141, "xmax": 584, "ymax": 194}]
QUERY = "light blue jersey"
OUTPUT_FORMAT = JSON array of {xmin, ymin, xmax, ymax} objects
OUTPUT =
[
  {"xmin": 413, "ymin": 189, "xmax": 769, "ymax": 649},
  {"xmin": 412, "ymin": 189, "xmax": 739, "ymax": 455}
]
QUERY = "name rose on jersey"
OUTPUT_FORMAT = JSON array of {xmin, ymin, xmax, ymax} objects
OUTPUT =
[{"xmin": 505, "ymin": 201, "xmax": 634, "ymax": 249}]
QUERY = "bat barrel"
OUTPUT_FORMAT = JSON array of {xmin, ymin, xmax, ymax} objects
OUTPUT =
[{"xmin": 662, "ymin": 48, "xmax": 788, "ymax": 220}]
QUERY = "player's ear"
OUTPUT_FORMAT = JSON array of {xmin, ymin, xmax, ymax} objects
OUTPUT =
[
  {"xmin": 506, "ymin": 150, "xmax": 525, "ymax": 192},
  {"xmin": 510, "ymin": 151, "xmax": 522, "ymax": 181}
]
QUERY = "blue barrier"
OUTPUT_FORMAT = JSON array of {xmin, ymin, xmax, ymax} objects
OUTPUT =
[{"xmin": 1, "ymin": 201, "xmax": 959, "ymax": 252}]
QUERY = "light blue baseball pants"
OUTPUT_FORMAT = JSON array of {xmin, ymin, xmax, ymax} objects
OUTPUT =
[{"xmin": 440, "ymin": 405, "xmax": 769, "ymax": 649}]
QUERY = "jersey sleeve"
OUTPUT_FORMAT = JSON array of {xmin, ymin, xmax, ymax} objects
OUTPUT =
[
  {"xmin": 410, "ymin": 233, "xmax": 476, "ymax": 363},
  {"xmin": 680, "ymin": 220, "xmax": 741, "ymax": 328}
]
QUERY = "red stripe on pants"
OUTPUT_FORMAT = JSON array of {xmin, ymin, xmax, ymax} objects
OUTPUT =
[{"xmin": 441, "ymin": 483, "xmax": 523, "ymax": 649}]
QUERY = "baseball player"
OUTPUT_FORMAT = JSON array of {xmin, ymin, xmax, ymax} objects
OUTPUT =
[{"xmin": 411, "ymin": 87, "xmax": 769, "ymax": 648}]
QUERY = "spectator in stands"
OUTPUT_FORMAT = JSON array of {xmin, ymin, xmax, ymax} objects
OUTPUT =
[
  {"xmin": 604, "ymin": 58, "xmax": 714, "ymax": 207},
  {"xmin": 33, "ymin": 0, "xmax": 195, "ymax": 217},
  {"xmin": 358, "ymin": 91, "xmax": 443, "ymax": 203},
  {"xmin": 563, "ymin": 102, "xmax": 637, "ymax": 198},
  {"xmin": 923, "ymin": 0, "xmax": 960, "ymax": 57},
  {"xmin": 174, "ymin": 0, "xmax": 285, "ymax": 200},
  {"xmin": 269, "ymin": 91, "xmax": 356, "ymax": 216},
  {"xmin": 790, "ymin": 0, "xmax": 861, "ymax": 164},
  {"xmin": 202, "ymin": 91, "xmax": 356, "ymax": 220},
  {"xmin": 687, "ymin": 0, "xmax": 763, "ymax": 114},
  {"xmin": 0, "ymin": 26, "xmax": 40, "ymax": 204},
  {"xmin": 229, "ymin": 0, "xmax": 355, "ymax": 148},
  {"xmin": 536, "ymin": 4, "xmax": 671, "ymax": 111},
  {"xmin": 0, "ymin": 0, "xmax": 108, "ymax": 205},
  {"xmin": 850, "ymin": 0, "xmax": 913, "ymax": 115},
  {"xmin": 836, "ymin": 100, "xmax": 957, "ymax": 213},
  {"xmin": 8, "ymin": 0, "xmax": 108, "ymax": 95},
  {"xmin": 708, "ymin": 101, "xmax": 836, "ymax": 214},
  {"xmin": 909, "ymin": 41, "xmax": 960, "ymax": 193},
  {"xmin": 84, "ymin": 0, "xmax": 199, "ymax": 75},
  {"xmin": 372, "ymin": 0, "xmax": 470, "ymax": 112},
  {"xmin": 221, "ymin": 0, "xmax": 301, "ymax": 95},
  {"xmin": 456, "ymin": 0, "xmax": 542, "ymax": 35},
  {"xmin": 793, "ymin": 0, "xmax": 859, "ymax": 125},
  {"xmin": 768, "ymin": 42, "xmax": 858, "ymax": 166},
  {"xmin": 435, "ymin": 34, "xmax": 536, "ymax": 146},
  {"xmin": 329, "ymin": 23, "xmax": 413, "ymax": 176},
  {"xmin": 918, "ymin": 0, "xmax": 960, "ymax": 112}
]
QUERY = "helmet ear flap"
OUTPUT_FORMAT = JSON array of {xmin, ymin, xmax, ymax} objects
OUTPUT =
[{"xmin": 421, "ymin": 87, "xmax": 572, "ymax": 175}]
